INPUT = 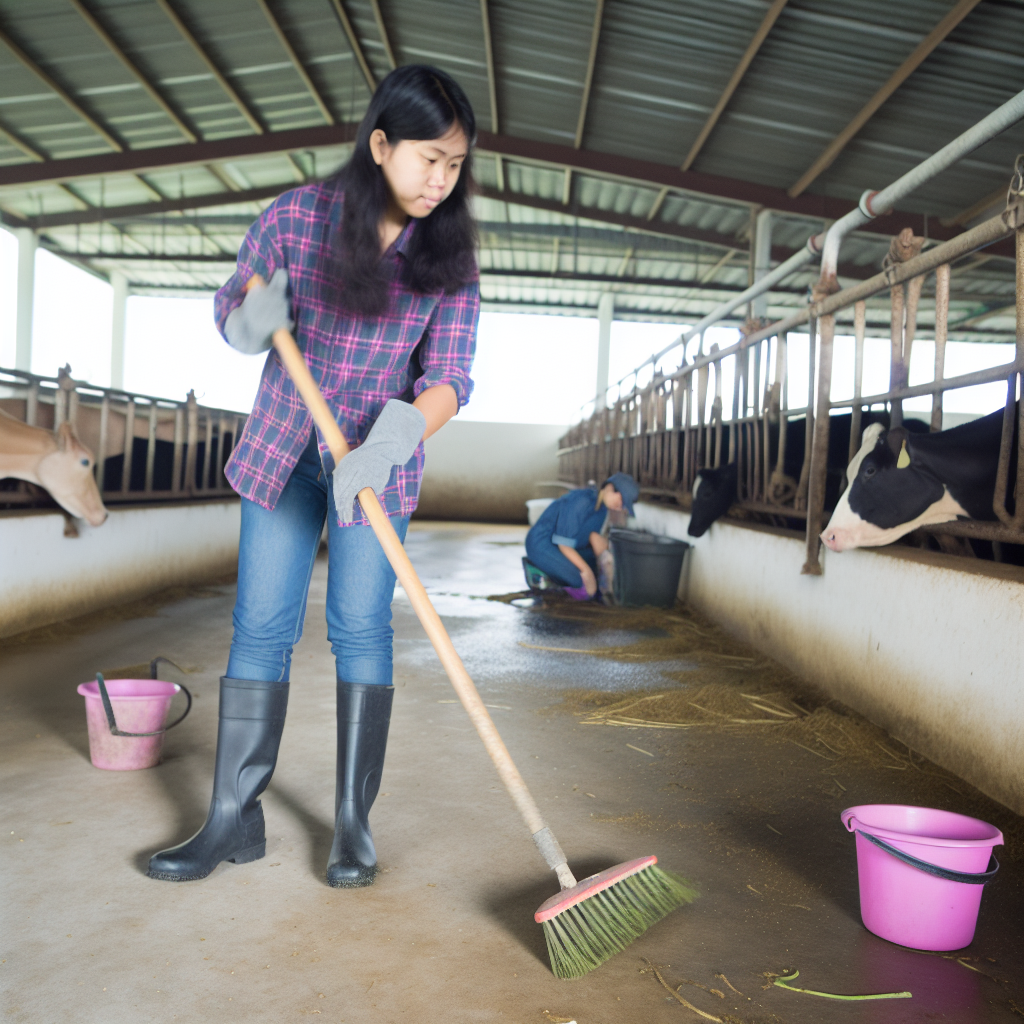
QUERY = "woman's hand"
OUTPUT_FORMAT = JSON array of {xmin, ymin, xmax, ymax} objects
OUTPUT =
[
  {"xmin": 333, "ymin": 400, "xmax": 426, "ymax": 523},
  {"xmin": 226, "ymin": 268, "xmax": 293, "ymax": 354}
]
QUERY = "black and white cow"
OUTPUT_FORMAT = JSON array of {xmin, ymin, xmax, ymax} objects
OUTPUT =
[
  {"xmin": 687, "ymin": 412, "xmax": 927, "ymax": 538},
  {"xmin": 821, "ymin": 406, "xmax": 1015, "ymax": 551}
]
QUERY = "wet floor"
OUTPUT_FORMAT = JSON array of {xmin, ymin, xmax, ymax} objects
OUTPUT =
[{"xmin": 1, "ymin": 522, "xmax": 1021, "ymax": 1023}]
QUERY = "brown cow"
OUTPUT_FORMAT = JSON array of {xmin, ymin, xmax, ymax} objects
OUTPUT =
[{"xmin": 0, "ymin": 408, "xmax": 109, "ymax": 526}]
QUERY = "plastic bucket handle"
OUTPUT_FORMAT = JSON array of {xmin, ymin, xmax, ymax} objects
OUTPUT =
[
  {"xmin": 856, "ymin": 830, "xmax": 999, "ymax": 885},
  {"xmin": 95, "ymin": 656, "xmax": 192, "ymax": 738}
]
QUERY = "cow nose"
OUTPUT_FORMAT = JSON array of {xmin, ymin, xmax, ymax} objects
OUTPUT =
[{"xmin": 820, "ymin": 528, "xmax": 841, "ymax": 552}]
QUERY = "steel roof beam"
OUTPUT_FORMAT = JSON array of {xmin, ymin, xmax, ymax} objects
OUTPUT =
[
  {"xmin": 255, "ymin": 0, "xmax": 335, "ymax": 125},
  {"xmin": 479, "ymin": 0, "xmax": 504, "ymax": 191},
  {"xmin": 564, "ymin": 0, "xmax": 605, "ymax": 204},
  {"xmin": 0, "ymin": 124, "xmax": 1014, "ymax": 254},
  {"xmin": 370, "ymin": 0, "xmax": 397, "ymax": 70},
  {"xmin": 0, "ymin": 21, "xmax": 123, "ymax": 152},
  {"xmin": 155, "ymin": 0, "xmax": 265, "ymax": 135},
  {"xmin": 68, "ymin": 0, "xmax": 197, "ymax": 144},
  {"xmin": 0, "ymin": 121, "xmax": 44, "ymax": 162},
  {"xmin": 682, "ymin": 0, "xmax": 788, "ymax": 171},
  {"xmin": 326, "ymin": 0, "xmax": 377, "ymax": 92},
  {"xmin": 788, "ymin": 0, "xmax": 984, "ymax": 198}
]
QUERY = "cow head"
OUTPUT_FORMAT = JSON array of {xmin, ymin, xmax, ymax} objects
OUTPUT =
[
  {"xmin": 821, "ymin": 423, "xmax": 947, "ymax": 551},
  {"xmin": 688, "ymin": 461, "xmax": 738, "ymax": 537},
  {"xmin": 35, "ymin": 422, "xmax": 109, "ymax": 527}
]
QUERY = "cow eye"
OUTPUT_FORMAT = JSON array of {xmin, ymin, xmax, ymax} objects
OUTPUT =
[
  {"xmin": 80, "ymin": 458, "xmax": 90, "ymax": 467},
  {"xmin": 863, "ymin": 465, "xmax": 875, "ymax": 478}
]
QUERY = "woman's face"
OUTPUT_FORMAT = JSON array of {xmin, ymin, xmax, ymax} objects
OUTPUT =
[
  {"xmin": 602, "ymin": 485, "xmax": 624, "ymax": 511},
  {"xmin": 370, "ymin": 123, "xmax": 469, "ymax": 219}
]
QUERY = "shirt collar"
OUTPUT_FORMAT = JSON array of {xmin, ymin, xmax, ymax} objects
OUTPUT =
[{"xmin": 393, "ymin": 217, "xmax": 416, "ymax": 258}]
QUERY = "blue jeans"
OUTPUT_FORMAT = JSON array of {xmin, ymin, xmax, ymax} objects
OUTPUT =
[{"xmin": 227, "ymin": 433, "xmax": 410, "ymax": 685}]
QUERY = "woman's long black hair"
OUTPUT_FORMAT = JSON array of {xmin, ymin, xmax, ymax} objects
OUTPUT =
[{"xmin": 326, "ymin": 65, "xmax": 478, "ymax": 317}]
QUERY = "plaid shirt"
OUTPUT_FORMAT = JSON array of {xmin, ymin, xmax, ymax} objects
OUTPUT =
[{"xmin": 215, "ymin": 183, "xmax": 479, "ymax": 524}]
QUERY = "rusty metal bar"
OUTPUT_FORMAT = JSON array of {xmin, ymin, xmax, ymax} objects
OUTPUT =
[
  {"xmin": 184, "ymin": 390, "xmax": 198, "ymax": 494},
  {"xmin": 171, "ymin": 405, "xmax": 184, "ymax": 493},
  {"xmin": 25, "ymin": 381, "xmax": 38, "ymax": 426},
  {"xmin": 214, "ymin": 415, "xmax": 227, "ymax": 488},
  {"xmin": 889, "ymin": 281, "xmax": 906, "ymax": 428},
  {"xmin": 849, "ymin": 300, "xmax": 866, "ymax": 464},
  {"xmin": 144, "ymin": 402, "xmax": 158, "ymax": 492},
  {"xmin": 803, "ymin": 313, "xmax": 836, "ymax": 574},
  {"xmin": 121, "ymin": 397, "xmax": 135, "ymax": 493},
  {"xmin": 96, "ymin": 395, "xmax": 109, "ymax": 487},
  {"xmin": 201, "ymin": 412, "xmax": 213, "ymax": 490},
  {"xmin": 932, "ymin": 264, "xmax": 950, "ymax": 431},
  {"xmin": 795, "ymin": 318, "xmax": 816, "ymax": 510}
]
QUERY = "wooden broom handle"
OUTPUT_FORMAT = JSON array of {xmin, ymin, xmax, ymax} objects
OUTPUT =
[{"xmin": 251, "ymin": 278, "xmax": 552, "ymax": 842}]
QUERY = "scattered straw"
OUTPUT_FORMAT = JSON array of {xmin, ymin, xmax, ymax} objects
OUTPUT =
[
  {"xmin": 714, "ymin": 973, "xmax": 744, "ymax": 998},
  {"xmin": 641, "ymin": 959, "xmax": 722, "ymax": 1022}
]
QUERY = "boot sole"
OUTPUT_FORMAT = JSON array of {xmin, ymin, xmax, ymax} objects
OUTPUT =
[
  {"xmin": 326, "ymin": 868, "xmax": 377, "ymax": 888},
  {"xmin": 147, "ymin": 842, "xmax": 266, "ymax": 881}
]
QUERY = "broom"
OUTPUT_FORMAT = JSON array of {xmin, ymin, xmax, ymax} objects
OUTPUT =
[{"xmin": 247, "ymin": 276, "xmax": 696, "ymax": 977}]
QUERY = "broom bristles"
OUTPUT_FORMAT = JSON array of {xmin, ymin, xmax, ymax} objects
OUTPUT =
[{"xmin": 540, "ymin": 864, "xmax": 697, "ymax": 979}]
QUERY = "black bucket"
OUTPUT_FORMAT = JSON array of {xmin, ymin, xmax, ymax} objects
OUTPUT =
[{"xmin": 610, "ymin": 529, "xmax": 690, "ymax": 608}]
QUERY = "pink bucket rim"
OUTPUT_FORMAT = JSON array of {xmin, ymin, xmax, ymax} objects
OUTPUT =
[
  {"xmin": 842, "ymin": 804, "xmax": 1003, "ymax": 849},
  {"xmin": 78, "ymin": 680, "xmax": 181, "ymax": 700}
]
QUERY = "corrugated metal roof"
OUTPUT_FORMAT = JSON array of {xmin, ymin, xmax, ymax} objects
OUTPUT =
[{"xmin": 0, "ymin": 0, "xmax": 1019, "ymax": 341}]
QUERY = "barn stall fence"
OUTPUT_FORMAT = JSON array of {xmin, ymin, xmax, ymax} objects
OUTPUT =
[
  {"xmin": 558, "ymin": 185, "xmax": 1024, "ymax": 572},
  {"xmin": 1, "ymin": 365, "xmax": 243, "ymax": 510}
]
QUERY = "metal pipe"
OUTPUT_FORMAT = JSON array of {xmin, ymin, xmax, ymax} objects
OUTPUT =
[
  {"xmin": 144, "ymin": 402, "xmax": 158, "ymax": 492},
  {"xmin": 121, "ymin": 398, "xmax": 135, "ymax": 493},
  {"xmin": 932, "ymin": 265, "xmax": 950, "ymax": 431},
  {"xmin": 803, "ymin": 313, "xmax": 835, "ymax": 574},
  {"xmin": 818, "ymin": 88, "xmax": 1024, "ymax": 280},
  {"xmin": 890, "ymin": 281, "xmax": 906, "ymax": 428},
  {"xmin": 172, "ymin": 406, "xmax": 184, "ymax": 492},
  {"xmin": 849, "ymin": 300, "xmax": 866, "ymax": 464},
  {"xmin": 96, "ymin": 395, "xmax": 109, "ymax": 488}
]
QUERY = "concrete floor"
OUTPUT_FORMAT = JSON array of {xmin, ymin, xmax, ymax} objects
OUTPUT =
[{"xmin": 2, "ymin": 522, "xmax": 1021, "ymax": 1023}]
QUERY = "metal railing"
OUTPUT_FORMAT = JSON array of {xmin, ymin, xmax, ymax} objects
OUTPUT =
[
  {"xmin": 0, "ymin": 364, "xmax": 245, "ymax": 509},
  {"xmin": 558, "ymin": 190, "xmax": 1024, "ymax": 569}
]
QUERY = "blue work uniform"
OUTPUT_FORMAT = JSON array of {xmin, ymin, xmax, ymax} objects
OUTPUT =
[{"xmin": 525, "ymin": 488, "xmax": 608, "ymax": 588}]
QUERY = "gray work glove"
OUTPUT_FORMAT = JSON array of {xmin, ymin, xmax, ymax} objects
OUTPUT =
[
  {"xmin": 224, "ymin": 268, "xmax": 293, "ymax": 354},
  {"xmin": 333, "ymin": 399, "xmax": 426, "ymax": 524}
]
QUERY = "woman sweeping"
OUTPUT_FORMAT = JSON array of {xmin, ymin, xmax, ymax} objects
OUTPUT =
[
  {"xmin": 148, "ymin": 66, "xmax": 479, "ymax": 888},
  {"xmin": 525, "ymin": 473, "xmax": 638, "ymax": 600}
]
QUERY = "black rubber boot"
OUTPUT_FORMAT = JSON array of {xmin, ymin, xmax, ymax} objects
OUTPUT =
[
  {"xmin": 326, "ymin": 681, "xmax": 393, "ymax": 888},
  {"xmin": 147, "ymin": 677, "xmax": 289, "ymax": 881}
]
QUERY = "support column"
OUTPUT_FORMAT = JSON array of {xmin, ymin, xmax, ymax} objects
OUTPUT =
[
  {"xmin": 595, "ymin": 292, "xmax": 613, "ymax": 406},
  {"xmin": 751, "ymin": 209, "xmax": 772, "ymax": 320},
  {"xmin": 14, "ymin": 228, "xmax": 36, "ymax": 371},
  {"xmin": 110, "ymin": 270, "xmax": 128, "ymax": 390}
]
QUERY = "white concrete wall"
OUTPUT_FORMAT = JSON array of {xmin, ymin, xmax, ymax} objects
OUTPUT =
[
  {"xmin": 0, "ymin": 501, "xmax": 240, "ymax": 639},
  {"xmin": 634, "ymin": 502, "xmax": 1024, "ymax": 814},
  {"xmin": 417, "ymin": 421, "xmax": 565, "ymax": 522}
]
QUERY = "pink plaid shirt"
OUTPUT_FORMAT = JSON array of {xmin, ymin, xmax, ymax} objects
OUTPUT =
[{"xmin": 215, "ymin": 183, "xmax": 479, "ymax": 524}]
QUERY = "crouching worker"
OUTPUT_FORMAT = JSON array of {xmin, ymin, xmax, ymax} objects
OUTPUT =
[
  {"xmin": 147, "ymin": 65, "xmax": 479, "ymax": 888},
  {"xmin": 525, "ymin": 473, "xmax": 638, "ymax": 600}
]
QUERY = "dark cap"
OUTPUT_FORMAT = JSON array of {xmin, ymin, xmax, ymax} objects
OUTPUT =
[{"xmin": 604, "ymin": 472, "xmax": 639, "ymax": 515}]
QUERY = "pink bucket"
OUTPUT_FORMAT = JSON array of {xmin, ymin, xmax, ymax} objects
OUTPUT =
[
  {"xmin": 78, "ymin": 676, "xmax": 190, "ymax": 770},
  {"xmin": 842, "ymin": 804, "xmax": 1002, "ymax": 951}
]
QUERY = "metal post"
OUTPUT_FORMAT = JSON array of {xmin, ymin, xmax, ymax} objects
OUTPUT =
[
  {"xmin": 752, "ymin": 209, "xmax": 773, "ymax": 320},
  {"xmin": 184, "ymin": 390, "xmax": 198, "ymax": 494},
  {"xmin": 145, "ymin": 402, "xmax": 158, "ymax": 492},
  {"xmin": 25, "ymin": 380, "xmax": 38, "ymax": 426},
  {"xmin": 171, "ymin": 406, "xmax": 184, "ymax": 493},
  {"xmin": 795, "ymin": 318, "xmax": 816, "ymax": 510},
  {"xmin": 121, "ymin": 397, "xmax": 135, "ymax": 492},
  {"xmin": 803, "ymin": 313, "xmax": 836, "ymax": 575},
  {"xmin": 201, "ymin": 411, "xmax": 213, "ymax": 489},
  {"xmin": 889, "ymin": 282, "xmax": 906, "ymax": 428},
  {"xmin": 215, "ymin": 415, "xmax": 227, "ymax": 488},
  {"xmin": 932, "ymin": 264, "xmax": 950, "ymax": 431},
  {"xmin": 771, "ymin": 331, "xmax": 789, "ymax": 502},
  {"xmin": 96, "ymin": 395, "xmax": 109, "ymax": 489},
  {"xmin": 110, "ymin": 270, "xmax": 128, "ymax": 391},
  {"xmin": 14, "ymin": 228, "xmax": 36, "ymax": 373},
  {"xmin": 595, "ymin": 292, "xmax": 613, "ymax": 407},
  {"xmin": 850, "ymin": 300, "xmax": 866, "ymax": 463}
]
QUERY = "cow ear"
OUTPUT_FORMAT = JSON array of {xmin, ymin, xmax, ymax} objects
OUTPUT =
[{"xmin": 886, "ymin": 427, "xmax": 909, "ymax": 459}]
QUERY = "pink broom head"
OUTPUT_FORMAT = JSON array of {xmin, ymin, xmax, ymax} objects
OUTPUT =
[{"xmin": 535, "ymin": 855, "xmax": 658, "ymax": 922}]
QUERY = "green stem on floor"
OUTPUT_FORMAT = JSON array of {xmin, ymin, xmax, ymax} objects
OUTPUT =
[{"xmin": 774, "ymin": 970, "xmax": 912, "ymax": 1000}]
